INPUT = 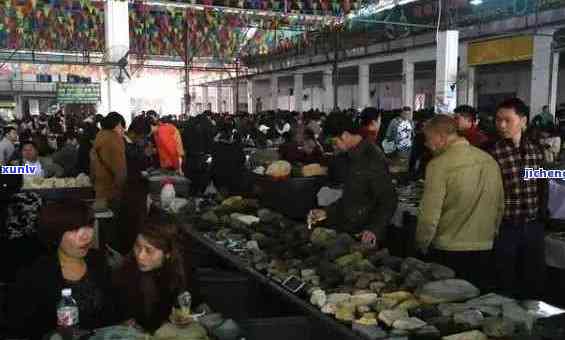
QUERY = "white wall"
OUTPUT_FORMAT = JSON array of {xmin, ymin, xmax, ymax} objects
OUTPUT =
[
  {"xmin": 253, "ymin": 79, "xmax": 270, "ymax": 106},
  {"xmin": 126, "ymin": 72, "xmax": 184, "ymax": 116},
  {"xmin": 476, "ymin": 65, "xmax": 532, "ymax": 105}
]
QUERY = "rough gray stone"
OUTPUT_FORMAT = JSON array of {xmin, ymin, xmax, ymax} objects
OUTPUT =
[
  {"xmin": 381, "ymin": 256, "xmax": 404, "ymax": 270},
  {"xmin": 310, "ymin": 227, "xmax": 338, "ymax": 247},
  {"xmin": 389, "ymin": 328, "xmax": 410, "ymax": 339},
  {"xmin": 371, "ymin": 298, "xmax": 400, "ymax": 313},
  {"xmin": 409, "ymin": 305, "xmax": 442, "ymax": 321},
  {"xmin": 453, "ymin": 310, "xmax": 485, "ymax": 328},
  {"xmin": 327, "ymin": 293, "xmax": 352, "ymax": 305},
  {"xmin": 350, "ymin": 293, "xmax": 379, "ymax": 307},
  {"xmin": 502, "ymin": 302, "xmax": 536, "ymax": 331},
  {"xmin": 310, "ymin": 289, "xmax": 326, "ymax": 308},
  {"xmin": 324, "ymin": 233, "xmax": 355, "ymax": 260},
  {"xmin": 257, "ymin": 208, "xmax": 283, "ymax": 223},
  {"xmin": 368, "ymin": 248, "xmax": 390, "ymax": 265},
  {"xmin": 392, "ymin": 317, "xmax": 427, "ymax": 331},
  {"xmin": 482, "ymin": 317, "xmax": 516, "ymax": 338},
  {"xmin": 438, "ymin": 303, "xmax": 470, "ymax": 317},
  {"xmin": 246, "ymin": 240, "xmax": 260, "ymax": 250},
  {"xmin": 201, "ymin": 211, "xmax": 220, "ymax": 224},
  {"xmin": 321, "ymin": 303, "xmax": 337, "ymax": 314},
  {"xmin": 199, "ymin": 313, "xmax": 224, "ymax": 331},
  {"xmin": 465, "ymin": 293, "xmax": 515, "ymax": 307},
  {"xmin": 417, "ymin": 279, "xmax": 480, "ymax": 304},
  {"xmin": 351, "ymin": 324, "xmax": 388, "ymax": 340},
  {"xmin": 441, "ymin": 330, "xmax": 487, "ymax": 340},
  {"xmin": 414, "ymin": 325, "xmax": 441, "ymax": 338},
  {"xmin": 378, "ymin": 266, "xmax": 401, "ymax": 283},
  {"xmin": 369, "ymin": 281, "xmax": 387, "ymax": 293},
  {"xmin": 401, "ymin": 257, "xmax": 431, "ymax": 274},
  {"xmin": 473, "ymin": 305, "xmax": 501, "ymax": 317},
  {"xmin": 378, "ymin": 309, "xmax": 409, "ymax": 327},
  {"xmin": 429, "ymin": 263, "xmax": 456, "ymax": 280},
  {"xmin": 301, "ymin": 269, "xmax": 316, "ymax": 279},
  {"xmin": 358, "ymin": 305, "xmax": 372, "ymax": 314},
  {"xmin": 402, "ymin": 269, "xmax": 428, "ymax": 289},
  {"xmin": 356, "ymin": 275, "xmax": 373, "ymax": 290},
  {"xmin": 230, "ymin": 213, "xmax": 260, "ymax": 226}
]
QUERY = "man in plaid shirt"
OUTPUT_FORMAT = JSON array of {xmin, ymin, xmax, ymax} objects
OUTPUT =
[{"xmin": 489, "ymin": 98, "xmax": 548, "ymax": 299}]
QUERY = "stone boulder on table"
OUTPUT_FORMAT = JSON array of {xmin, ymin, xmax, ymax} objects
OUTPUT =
[{"xmin": 416, "ymin": 279, "xmax": 480, "ymax": 304}]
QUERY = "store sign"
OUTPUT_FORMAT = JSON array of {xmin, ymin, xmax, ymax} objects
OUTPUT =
[
  {"xmin": 468, "ymin": 36, "xmax": 534, "ymax": 66},
  {"xmin": 56, "ymin": 83, "xmax": 101, "ymax": 104}
]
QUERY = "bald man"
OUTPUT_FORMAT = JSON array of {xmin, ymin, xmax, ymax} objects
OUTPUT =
[{"xmin": 416, "ymin": 115, "xmax": 504, "ymax": 289}]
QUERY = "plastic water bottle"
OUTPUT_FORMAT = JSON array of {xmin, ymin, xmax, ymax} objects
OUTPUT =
[
  {"xmin": 57, "ymin": 288, "xmax": 79, "ymax": 335},
  {"xmin": 160, "ymin": 179, "xmax": 176, "ymax": 209},
  {"xmin": 178, "ymin": 291, "xmax": 192, "ymax": 315}
]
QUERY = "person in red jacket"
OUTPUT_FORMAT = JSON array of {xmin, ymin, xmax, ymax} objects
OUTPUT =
[
  {"xmin": 149, "ymin": 113, "xmax": 184, "ymax": 175},
  {"xmin": 454, "ymin": 105, "xmax": 489, "ymax": 149}
]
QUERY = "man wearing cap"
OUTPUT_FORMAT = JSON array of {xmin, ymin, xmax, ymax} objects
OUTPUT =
[
  {"xmin": 453, "ymin": 105, "xmax": 490, "ymax": 149},
  {"xmin": 308, "ymin": 112, "xmax": 397, "ymax": 248}
]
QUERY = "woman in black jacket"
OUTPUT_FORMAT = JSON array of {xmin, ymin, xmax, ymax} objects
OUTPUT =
[
  {"xmin": 4, "ymin": 200, "xmax": 119, "ymax": 339},
  {"xmin": 112, "ymin": 218, "xmax": 188, "ymax": 334}
]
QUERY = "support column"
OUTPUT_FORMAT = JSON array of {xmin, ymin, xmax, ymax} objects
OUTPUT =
[
  {"xmin": 231, "ymin": 82, "xmax": 237, "ymax": 114},
  {"xmin": 270, "ymin": 75, "xmax": 279, "ymax": 110},
  {"xmin": 294, "ymin": 73, "xmax": 304, "ymax": 113},
  {"xmin": 323, "ymin": 69, "xmax": 334, "ymax": 112},
  {"xmin": 458, "ymin": 43, "xmax": 476, "ymax": 106},
  {"xmin": 247, "ymin": 79, "xmax": 255, "ymax": 114},
  {"xmin": 358, "ymin": 63, "xmax": 370, "ymax": 110},
  {"xmin": 14, "ymin": 96, "xmax": 23, "ymax": 119},
  {"xmin": 549, "ymin": 52, "xmax": 560, "ymax": 116},
  {"xmin": 216, "ymin": 83, "xmax": 223, "ymax": 113},
  {"xmin": 530, "ymin": 31, "xmax": 555, "ymax": 119},
  {"xmin": 104, "ymin": 0, "xmax": 131, "ymax": 126},
  {"xmin": 402, "ymin": 60, "xmax": 415, "ymax": 109},
  {"xmin": 435, "ymin": 30, "xmax": 459, "ymax": 113},
  {"xmin": 467, "ymin": 67, "xmax": 476, "ymax": 107},
  {"xmin": 202, "ymin": 86, "xmax": 209, "ymax": 112}
]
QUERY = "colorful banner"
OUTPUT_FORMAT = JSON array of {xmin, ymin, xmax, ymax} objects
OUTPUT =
[
  {"xmin": 243, "ymin": 0, "xmax": 565, "ymax": 62},
  {"xmin": 0, "ymin": 0, "xmax": 105, "ymax": 52},
  {"xmin": 123, "ymin": 0, "xmax": 362, "ymax": 16},
  {"xmin": 0, "ymin": 0, "xmax": 340, "ymax": 61}
]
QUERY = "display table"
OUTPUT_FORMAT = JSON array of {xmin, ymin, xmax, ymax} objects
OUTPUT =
[
  {"xmin": 182, "ymin": 225, "xmax": 363, "ymax": 340},
  {"xmin": 22, "ymin": 187, "xmax": 94, "ymax": 202}
]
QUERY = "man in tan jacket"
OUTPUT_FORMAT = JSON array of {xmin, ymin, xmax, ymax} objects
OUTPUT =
[
  {"xmin": 91, "ymin": 112, "xmax": 127, "ymax": 251},
  {"xmin": 416, "ymin": 115, "xmax": 504, "ymax": 289}
]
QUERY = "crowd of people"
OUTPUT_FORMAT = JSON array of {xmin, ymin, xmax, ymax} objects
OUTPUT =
[
  {"xmin": 306, "ymin": 99, "xmax": 561, "ymax": 303},
  {"xmin": 0, "ymin": 97, "xmax": 563, "ymax": 338}
]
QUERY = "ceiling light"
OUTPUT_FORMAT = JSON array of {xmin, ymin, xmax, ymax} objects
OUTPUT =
[{"xmin": 470, "ymin": 0, "xmax": 483, "ymax": 5}]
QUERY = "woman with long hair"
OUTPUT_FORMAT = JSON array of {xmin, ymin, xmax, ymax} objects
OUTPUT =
[
  {"xmin": 113, "ymin": 218, "xmax": 188, "ymax": 333},
  {"xmin": 4, "ymin": 200, "xmax": 119, "ymax": 339}
]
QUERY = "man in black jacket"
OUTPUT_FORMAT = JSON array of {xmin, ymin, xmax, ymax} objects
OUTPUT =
[
  {"xmin": 181, "ymin": 112, "xmax": 216, "ymax": 194},
  {"xmin": 308, "ymin": 111, "xmax": 398, "ymax": 248}
]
